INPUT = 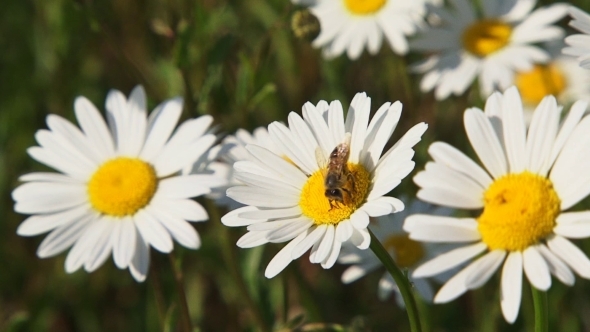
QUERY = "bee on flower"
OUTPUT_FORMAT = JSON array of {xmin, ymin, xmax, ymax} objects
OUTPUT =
[{"xmin": 222, "ymin": 93, "xmax": 427, "ymax": 278}]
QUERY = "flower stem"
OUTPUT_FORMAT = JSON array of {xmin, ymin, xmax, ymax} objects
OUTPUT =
[
  {"xmin": 168, "ymin": 252, "xmax": 192, "ymax": 332},
  {"xmin": 368, "ymin": 228, "xmax": 422, "ymax": 332},
  {"xmin": 207, "ymin": 201, "xmax": 271, "ymax": 332},
  {"xmin": 531, "ymin": 286, "xmax": 548, "ymax": 332},
  {"xmin": 149, "ymin": 257, "xmax": 166, "ymax": 330}
]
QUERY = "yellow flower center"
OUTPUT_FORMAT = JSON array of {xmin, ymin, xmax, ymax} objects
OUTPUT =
[
  {"xmin": 344, "ymin": 0, "xmax": 386, "ymax": 15},
  {"xmin": 88, "ymin": 157, "xmax": 158, "ymax": 217},
  {"xmin": 478, "ymin": 171, "xmax": 560, "ymax": 251},
  {"xmin": 299, "ymin": 163, "xmax": 370, "ymax": 225},
  {"xmin": 515, "ymin": 64, "xmax": 567, "ymax": 105},
  {"xmin": 462, "ymin": 20, "xmax": 512, "ymax": 57},
  {"xmin": 383, "ymin": 234, "xmax": 425, "ymax": 268}
]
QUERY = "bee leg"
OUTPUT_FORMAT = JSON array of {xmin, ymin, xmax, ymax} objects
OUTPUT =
[
  {"xmin": 328, "ymin": 199, "xmax": 336, "ymax": 211},
  {"xmin": 338, "ymin": 188, "xmax": 350, "ymax": 205},
  {"xmin": 347, "ymin": 173, "xmax": 355, "ymax": 192}
]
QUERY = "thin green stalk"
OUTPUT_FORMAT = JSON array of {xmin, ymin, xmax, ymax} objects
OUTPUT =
[
  {"xmin": 149, "ymin": 258, "xmax": 166, "ymax": 331},
  {"xmin": 282, "ymin": 274, "xmax": 289, "ymax": 324},
  {"xmin": 368, "ymin": 228, "xmax": 422, "ymax": 332},
  {"xmin": 168, "ymin": 252, "xmax": 192, "ymax": 332},
  {"xmin": 207, "ymin": 201, "xmax": 271, "ymax": 332},
  {"xmin": 531, "ymin": 286, "xmax": 548, "ymax": 332}
]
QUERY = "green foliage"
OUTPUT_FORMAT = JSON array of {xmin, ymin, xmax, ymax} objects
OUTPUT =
[{"xmin": 2, "ymin": 0, "xmax": 590, "ymax": 331}]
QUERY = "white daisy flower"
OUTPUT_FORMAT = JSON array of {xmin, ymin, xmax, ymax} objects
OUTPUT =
[
  {"xmin": 293, "ymin": 0, "xmax": 429, "ymax": 59},
  {"xmin": 514, "ymin": 54, "xmax": 590, "ymax": 123},
  {"xmin": 338, "ymin": 198, "xmax": 453, "ymax": 307},
  {"xmin": 13, "ymin": 86, "xmax": 224, "ymax": 282},
  {"xmin": 204, "ymin": 127, "xmax": 280, "ymax": 209},
  {"xmin": 221, "ymin": 93, "xmax": 427, "ymax": 278},
  {"xmin": 404, "ymin": 86, "xmax": 590, "ymax": 323},
  {"xmin": 411, "ymin": 0, "xmax": 568, "ymax": 100},
  {"xmin": 563, "ymin": 7, "xmax": 590, "ymax": 69}
]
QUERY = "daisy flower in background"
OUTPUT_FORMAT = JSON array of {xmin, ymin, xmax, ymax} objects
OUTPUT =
[
  {"xmin": 292, "ymin": 0, "xmax": 430, "ymax": 59},
  {"xmin": 222, "ymin": 93, "xmax": 427, "ymax": 278},
  {"xmin": 405, "ymin": 86, "xmax": 590, "ymax": 323},
  {"xmin": 202, "ymin": 127, "xmax": 280, "ymax": 209},
  {"xmin": 410, "ymin": 0, "xmax": 568, "ymax": 100},
  {"xmin": 563, "ymin": 7, "xmax": 590, "ymax": 69},
  {"xmin": 514, "ymin": 42, "xmax": 590, "ymax": 123},
  {"xmin": 338, "ymin": 198, "xmax": 453, "ymax": 307},
  {"xmin": 13, "ymin": 86, "xmax": 224, "ymax": 282}
]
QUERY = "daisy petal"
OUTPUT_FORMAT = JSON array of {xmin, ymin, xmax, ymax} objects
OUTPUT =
[
  {"xmin": 17, "ymin": 205, "xmax": 90, "ymax": 236},
  {"xmin": 350, "ymin": 210, "xmax": 370, "ymax": 230},
  {"xmin": 237, "ymin": 231, "xmax": 270, "ymax": 248},
  {"xmin": 265, "ymin": 232, "xmax": 307, "ymax": 278},
  {"xmin": 525, "ymin": 96, "xmax": 558, "ymax": 175},
  {"xmin": 428, "ymin": 142, "xmax": 492, "ymax": 189},
  {"xmin": 238, "ymin": 206, "xmax": 302, "ymax": 221},
  {"xmin": 500, "ymin": 252, "xmax": 523, "ymax": 324},
  {"xmin": 246, "ymin": 145, "xmax": 308, "ymax": 188},
  {"xmin": 413, "ymin": 242, "xmax": 487, "ymax": 278},
  {"xmin": 140, "ymin": 98, "xmax": 183, "ymax": 162},
  {"xmin": 350, "ymin": 228, "xmax": 370, "ymax": 250},
  {"xmin": 267, "ymin": 219, "xmax": 313, "ymax": 243},
  {"xmin": 64, "ymin": 217, "xmax": 100, "ymax": 273},
  {"xmin": 547, "ymin": 235, "xmax": 590, "ymax": 279},
  {"xmin": 336, "ymin": 219, "xmax": 354, "ymax": 242},
  {"xmin": 321, "ymin": 237, "xmax": 342, "ymax": 269},
  {"xmin": 341, "ymin": 262, "xmax": 381, "ymax": 284},
  {"xmin": 434, "ymin": 260, "xmax": 481, "ymax": 303},
  {"xmin": 536, "ymin": 244, "xmax": 575, "ymax": 286},
  {"xmin": 74, "ymin": 96, "xmax": 115, "ymax": 158},
  {"xmin": 501, "ymin": 87, "xmax": 526, "ymax": 173},
  {"xmin": 292, "ymin": 225, "xmax": 327, "ymax": 259},
  {"xmin": 464, "ymin": 108, "xmax": 507, "ymax": 178},
  {"xmin": 112, "ymin": 217, "xmax": 137, "ymax": 269},
  {"xmin": 227, "ymin": 186, "xmax": 298, "ymax": 208},
  {"xmin": 554, "ymin": 215, "xmax": 590, "ymax": 239},
  {"xmin": 157, "ymin": 175, "xmax": 212, "ymax": 199},
  {"xmin": 523, "ymin": 246, "xmax": 551, "ymax": 291},
  {"xmin": 84, "ymin": 218, "xmax": 116, "ymax": 272},
  {"xmin": 221, "ymin": 206, "xmax": 267, "ymax": 227},
  {"xmin": 465, "ymin": 250, "xmax": 506, "ymax": 289},
  {"xmin": 547, "ymin": 100, "xmax": 587, "ymax": 168},
  {"xmin": 404, "ymin": 215, "xmax": 480, "ymax": 242},
  {"xmin": 311, "ymin": 225, "xmax": 335, "ymax": 263},
  {"xmin": 148, "ymin": 207, "xmax": 201, "ymax": 249},
  {"xmin": 129, "ymin": 235, "xmax": 150, "ymax": 282},
  {"xmin": 134, "ymin": 209, "xmax": 174, "ymax": 253},
  {"xmin": 36, "ymin": 216, "xmax": 92, "ymax": 258}
]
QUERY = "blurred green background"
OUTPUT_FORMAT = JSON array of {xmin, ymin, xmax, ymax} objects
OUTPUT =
[{"xmin": 2, "ymin": 0, "xmax": 590, "ymax": 331}]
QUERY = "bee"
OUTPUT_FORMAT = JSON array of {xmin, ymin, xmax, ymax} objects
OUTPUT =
[{"xmin": 316, "ymin": 133, "xmax": 355, "ymax": 210}]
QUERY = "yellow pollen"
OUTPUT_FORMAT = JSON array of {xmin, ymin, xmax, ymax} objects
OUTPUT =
[
  {"xmin": 88, "ymin": 157, "xmax": 158, "ymax": 217},
  {"xmin": 516, "ymin": 64, "xmax": 567, "ymax": 105},
  {"xmin": 299, "ymin": 163, "xmax": 370, "ymax": 225},
  {"xmin": 383, "ymin": 234, "xmax": 425, "ymax": 268},
  {"xmin": 478, "ymin": 171, "xmax": 560, "ymax": 251},
  {"xmin": 462, "ymin": 20, "xmax": 512, "ymax": 57},
  {"xmin": 344, "ymin": 0, "xmax": 387, "ymax": 15}
]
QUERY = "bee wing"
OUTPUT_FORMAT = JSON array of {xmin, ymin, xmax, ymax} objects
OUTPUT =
[
  {"xmin": 343, "ymin": 132, "xmax": 351, "ymax": 146},
  {"xmin": 315, "ymin": 146, "xmax": 328, "ymax": 169}
]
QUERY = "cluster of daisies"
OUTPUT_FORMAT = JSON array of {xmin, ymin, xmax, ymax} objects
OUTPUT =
[
  {"xmin": 13, "ymin": 0, "xmax": 590, "ymax": 327},
  {"xmin": 294, "ymin": 0, "xmax": 590, "ymax": 114}
]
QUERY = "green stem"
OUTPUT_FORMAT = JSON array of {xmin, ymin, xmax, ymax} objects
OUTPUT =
[
  {"xmin": 531, "ymin": 286, "xmax": 548, "ymax": 332},
  {"xmin": 207, "ymin": 201, "xmax": 271, "ymax": 332},
  {"xmin": 149, "ymin": 257, "xmax": 166, "ymax": 330},
  {"xmin": 368, "ymin": 228, "xmax": 422, "ymax": 332},
  {"xmin": 168, "ymin": 252, "xmax": 192, "ymax": 332}
]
